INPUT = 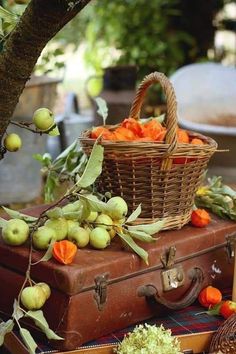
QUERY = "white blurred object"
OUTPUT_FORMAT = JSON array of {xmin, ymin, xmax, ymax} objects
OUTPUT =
[{"xmin": 170, "ymin": 62, "xmax": 236, "ymax": 127}]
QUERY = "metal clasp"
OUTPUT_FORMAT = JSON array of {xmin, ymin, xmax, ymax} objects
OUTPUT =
[
  {"xmin": 161, "ymin": 246, "xmax": 176, "ymax": 269},
  {"xmin": 160, "ymin": 246, "xmax": 185, "ymax": 292},
  {"xmin": 226, "ymin": 232, "xmax": 236, "ymax": 261},
  {"xmin": 94, "ymin": 273, "xmax": 109, "ymax": 311}
]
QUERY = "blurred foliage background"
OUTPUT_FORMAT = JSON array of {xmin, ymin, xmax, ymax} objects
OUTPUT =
[
  {"xmin": 1, "ymin": 0, "xmax": 236, "ymax": 102},
  {"xmin": 57, "ymin": 0, "xmax": 224, "ymax": 78}
]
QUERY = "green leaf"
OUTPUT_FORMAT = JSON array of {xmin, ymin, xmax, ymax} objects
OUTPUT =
[
  {"xmin": 19, "ymin": 328, "xmax": 37, "ymax": 354},
  {"xmin": 95, "ymin": 97, "xmax": 108, "ymax": 125},
  {"xmin": 80, "ymin": 194, "xmax": 107, "ymax": 213},
  {"xmin": 117, "ymin": 232, "xmax": 149, "ymax": 265},
  {"xmin": 126, "ymin": 204, "xmax": 142, "ymax": 223},
  {"xmin": 0, "ymin": 319, "xmax": 14, "ymax": 346},
  {"xmin": 54, "ymin": 48, "xmax": 64, "ymax": 56},
  {"xmin": 0, "ymin": 6, "xmax": 18, "ymax": 23},
  {"xmin": 46, "ymin": 207, "xmax": 63, "ymax": 219},
  {"xmin": 0, "ymin": 217, "xmax": 7, "ymax": 228},
  {"xmin": 44, "ymin": 173, "xmax": 58, "ymax": 203},
  {"xmin": 70, "ymin": 153, "xmax": 87, "ymax": 176},
  {"xmin": 0, "ymin": 18, "xmax": 4, "ymax": 36},
  {"xmin": 127, "ymin": 219, "xmax": 165, "ymax": 235},
  {"xmin": 32, "ymin": 153, "xmax": 44, "ymax": 163},
  {"xmin": 206, "ymin": 303, "xmax": 222, "ymax": 316},
  {"xmin": 140, "ymin": 114, "xmax": 165, "ymax": 125},
  {"xmin": 32, "ymin": 240, "xmax": 55, "ymax": 264},
  {"xmin": 13, "ymin": 299, "xmax": 24, "ymax": 321},
  {"xmin": 128, "ymin": 230, "xmax": 156, "ymax": 243},
  {"xmin": 1, "ymin": 207, "xmax": 37, "ymax": 223},
  {"xmin": 33, "ymin": 153, "xmax": 52, "ymax": 168},
  {"xmin": 48, "ymin": 125, "xmax": 60, "ymax": 136},
  {"xmin": 54, "ymin": 140, "xmax": 78, "ymax": 161},
  {"xmin": 75, "ymin": 142, "xmax": 104, "ymax": 189},
  {"xmin": 26, "ymin": 310, "xmax": 64, "ymax": 341},
  {"xmin": 62, "ymin": 210, "xmax": 83, "ymax": 220}
]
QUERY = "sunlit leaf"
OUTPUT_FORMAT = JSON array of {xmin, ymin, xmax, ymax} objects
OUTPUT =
[
  {"xmin": 32, "ymin": 240, "xmax": 55, "ymax": 264},
  {"xmin": 44, "ymin": 172, "xmax": 58, "ymax": 203},
  {"xmin": 33, "ymin": 153, "xmax": 52, "ymax": 168},
  {"xmin": 46, "ymin": 207, "xmax": 63, "ymax": 219},
  {"xmin": 54, "ymin": 140, "xmax": 78, "ymax": 161},
  {"xmin": 0, "ymin": 18, "xmax": 4, "ymax": 36},
  {"xmin": 80, "ymin": 194, "xmax": 107, "ymax": 213},
  {"xmin": 75, "ymin": 142, "xmax": 104, "ymax": 189},
  {"xmin": 140, "ymin": 114, "xmax": 165, "ymax": 125},
  {"xmin": 48, "ymin": 125, "xmax": 60, "ymax": 136},
  {"xmin": 0, "ymin": 6, "xmax": 18, "ymax": 23},
  {"xmin": 206, "ymin": 302, "xmax": 222, "ymax": 316},
  {"xmin": 32, "ymin": 153, "xmax": 44, "ymax": 163},
  {"xmin": 128, "ymin": 229, "xmax": 156, "ymax": 243},
  {"xmin": 13, "ymin": 299, "xmax": 24, "ymax": 321},
  {"xmin": 0, "ymin": 319, "xmax": 14, "ymax": 346},
  {"xmin": 95, "ymin": 97, "xmax": 108, "ymax": 125},
  {"xmin": 126, "ymin": 204, "xmax": 142, "ymax": 223},
  {"xmin": 19, "ymin": 328, "xmax": 37, "ymax": 354},
  {"xmin": 117, "ymin": 232, "xmax": 149, "ymax": 265},
  {"xmin": 26, "ymin": 310, "xmax": 64, "ymax": 341},
  {"xmin": 2, "ymin": 207, "xmax": 37, "ymax": 223},
  {"xmin": 0, "ymin": 217, "xmax": 7, "ymax": 228},
  {"xmin": 128, "ymin": 219, "xmax": 165, "ymax": 235}
]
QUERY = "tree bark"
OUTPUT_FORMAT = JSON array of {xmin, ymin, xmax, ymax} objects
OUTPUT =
[{"xmin": 0, "ymin": 0, "xmax": 91, "ymax": 145}]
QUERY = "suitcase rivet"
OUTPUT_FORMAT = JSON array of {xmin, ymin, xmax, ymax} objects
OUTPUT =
[{"xmin": 177, "ymin": 271, "xmax": 184, "ymax": 282}]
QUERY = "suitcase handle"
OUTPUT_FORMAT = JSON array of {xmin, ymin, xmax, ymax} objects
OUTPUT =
[{"xmin": 137, "ymin": 267, "xmax": 204, "ymax": 310}]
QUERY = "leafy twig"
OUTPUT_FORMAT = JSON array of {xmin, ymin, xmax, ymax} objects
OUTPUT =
[{"xmin": 10, "ymin": 120, "xmax": 57, "ymax": 135}]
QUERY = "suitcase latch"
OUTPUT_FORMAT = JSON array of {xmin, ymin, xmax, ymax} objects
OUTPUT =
[
  {"xmin": 160, "ymin": 246, "xmax": 185, "ymax": 291},
  {"xmin": 161, "ymin": 265, "xmax": 185, "ymax": 292},
  {"xmin": 226, "ymin": 232, "xmax": 236, "ymax": 260},
  {"xmin": 94, "ymin": 273, "xmax": 109, "ymax": 311},
  {"xmin": 161, "ymin": 246, "xmax": 176, "ymax": 269}
]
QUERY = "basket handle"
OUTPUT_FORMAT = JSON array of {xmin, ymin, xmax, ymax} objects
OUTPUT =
[{"xmin": 129, "ymin": 72, "xmax": 178, "ymax": 158}]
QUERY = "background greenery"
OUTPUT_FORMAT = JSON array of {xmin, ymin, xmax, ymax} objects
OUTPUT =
[
  {"xmin": 57, "ymin": 0, "xmax": 226, "ymax": 78},
  {"xmin": 1, "ymin": 0, "xmax": 234, "ymax": 103}
]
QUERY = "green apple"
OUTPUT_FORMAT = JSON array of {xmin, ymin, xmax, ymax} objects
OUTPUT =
[
  {"xmin": 106, "ymin": 197, "xmax": 128, "ymax": 220},
  {"xmin": 2, "ymin": 219, "xmax": 29, "ymax": 246},
  {"xmin": 45, "ymin": 217, "xmax": 68, "ymax": 240},
  {"xmin": 32, "ymin": 226, "xmax": 56, "ymax": 250},
  {"xmin": 68, "ymin": 226, "xmax": 90, "ymax": 248},
  {"xmin": 84, "ymin": 225, "xmax": 93, "ymax": 234},
  {"xmin": 67, "ymin": 220, "xmax": 80, "ymax": 234},
  {"xmin": 86, "ymin": 211, "xmax": 98, "ymax": 222},
  {"xmin": 95, "ymin": 213, "xmax": 113, "ymax": 230},
  {"xmin": 33, "ymin": 107, "xmax": 55, "ymax": 131},
  {"xmin": 20, "ymin": 285, "xmax": 47, "ymax": 310},
  {"xmin": 4, "ymin": 133, "xmax": 22, "ymax": 152},
  {"xmin": 36, "ymin": 282, "xmax": 51, "ymax": 300},
  {"xmin": 89, "ymin": 227, "xmax": 110, "ymax": 249}
]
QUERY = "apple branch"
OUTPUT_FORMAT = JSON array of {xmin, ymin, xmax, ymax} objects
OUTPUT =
[{"xmin": 0, "ymin": 0, "xmax": 91, "ymax": 156}]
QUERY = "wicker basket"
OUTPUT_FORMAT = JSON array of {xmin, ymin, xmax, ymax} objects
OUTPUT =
[{"xmin": 80, "ymin": 72, "xmax": 217, "ymax": 230}]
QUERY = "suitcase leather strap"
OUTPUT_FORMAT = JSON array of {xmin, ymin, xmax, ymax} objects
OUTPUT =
[{"xmin": 137, "ymin": 267, "xmax": 204, "ymax": 310}]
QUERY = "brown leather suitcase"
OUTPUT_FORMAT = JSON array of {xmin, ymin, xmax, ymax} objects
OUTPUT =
[{"xmin": 0, "ymin": 205, "xmax": 236, "ymax": 351}]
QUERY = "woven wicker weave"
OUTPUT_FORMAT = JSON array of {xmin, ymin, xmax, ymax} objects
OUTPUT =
[
  {"xmin": 80, "ymin": 72, "xmax": 217, "ymax": 230},
  {"xmin": 210, "ymin": 313, "xmax": 236, "ymax": 353}
]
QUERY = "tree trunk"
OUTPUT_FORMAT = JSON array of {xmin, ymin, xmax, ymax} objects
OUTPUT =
[{"xmin": 0, "ymin": 0, "xmax": 91, "ymax": 148}]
